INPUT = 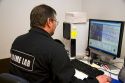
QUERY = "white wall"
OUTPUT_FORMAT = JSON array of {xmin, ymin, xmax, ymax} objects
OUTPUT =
[
  {"xmin": 0, "ymin": 0, "xmax": 83, "ymax": 59},
  {"xmin": 82, "ymin": 0, "xmax": 125, "ymax": 20},
  {"xmin": 82, "ymin": 0, "xmax": 125, "ymax": 58},
  {"xmin": 1, "ymin": 0, "xmax": 124, "ymax": 59}
]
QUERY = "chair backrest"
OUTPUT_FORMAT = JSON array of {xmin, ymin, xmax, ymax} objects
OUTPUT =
[{"xmin": 0, "ymin": 73, "xmax": 29, "ymax": 83}]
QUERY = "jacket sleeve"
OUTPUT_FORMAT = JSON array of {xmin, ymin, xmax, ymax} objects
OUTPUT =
[{"xmin": 51, "ymin": 46, "xmax": 99, "ymax": 83}]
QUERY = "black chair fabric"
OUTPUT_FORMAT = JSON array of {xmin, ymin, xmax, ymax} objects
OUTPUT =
[{"xmin": 0, "ymin": 73, "xmax": 29, "ymax": 83}]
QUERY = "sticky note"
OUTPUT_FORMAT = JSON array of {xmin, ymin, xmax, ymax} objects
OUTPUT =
[{"xmin": 71, "ymin": 26, "xmax": 77, "ymax": 39}]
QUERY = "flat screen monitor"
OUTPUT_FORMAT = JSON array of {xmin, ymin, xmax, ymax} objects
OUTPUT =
[{"xmin": 88, "ymin": 19, "xmax": 124, "ymax": 58}]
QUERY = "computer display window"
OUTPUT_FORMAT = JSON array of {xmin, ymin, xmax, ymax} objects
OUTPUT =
[{"xmin": 88, "ymin": 19, "xmax": 124, "ymax": 57}]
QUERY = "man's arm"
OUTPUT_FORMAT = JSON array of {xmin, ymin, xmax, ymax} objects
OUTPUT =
[{"xmin": 51, "ymin": 46, "xmax": 99, "ymax": 83}]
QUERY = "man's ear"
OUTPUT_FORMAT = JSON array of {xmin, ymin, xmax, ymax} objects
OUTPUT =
[{"xmin": 46, "ymin": 18, "xmax": 53, "ymax": 28}]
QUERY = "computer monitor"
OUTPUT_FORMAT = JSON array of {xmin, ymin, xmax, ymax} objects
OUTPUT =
[{"xmin": 88, "ymin": 19, "xmax": 124, "ymax": 58}]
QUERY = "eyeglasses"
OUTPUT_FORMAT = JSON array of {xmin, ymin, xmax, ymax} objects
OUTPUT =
[{"xmin": 52, "ymin": 19, "xmax": 59, "ymax": 26}]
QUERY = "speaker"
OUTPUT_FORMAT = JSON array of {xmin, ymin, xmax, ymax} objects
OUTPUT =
[
  {"xmin": 63, "ymin": 22, "xmax": 76, "ymax": 58},
  {"xmin": 70, "ymin": 39, "xmax": 76, "ymax": 57},
  {"xmin": 63, "ymin": 22, "xmax": 71, "ymax": 40}
]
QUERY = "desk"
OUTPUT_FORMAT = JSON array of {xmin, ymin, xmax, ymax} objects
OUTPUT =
[{"xmin": 74, "ymin": 59, "xmax": 121, "ymax": 83}]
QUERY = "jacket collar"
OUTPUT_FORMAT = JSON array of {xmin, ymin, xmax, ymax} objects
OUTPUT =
[{"xmin": 29, "ymin": 27, "xmax": 51, "ymax": 38}]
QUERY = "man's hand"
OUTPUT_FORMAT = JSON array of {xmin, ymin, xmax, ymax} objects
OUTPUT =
[{"xmin": 96, "ymin": 75, "xmax": 111, "ymax": 83}]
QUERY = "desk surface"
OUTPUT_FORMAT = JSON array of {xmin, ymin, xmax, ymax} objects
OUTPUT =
[{"xmin": 74, "ymin": 58, "xmax": 120, "ymax": 81}]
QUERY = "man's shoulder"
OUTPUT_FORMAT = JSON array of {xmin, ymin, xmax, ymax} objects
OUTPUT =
[{"xmin": 14, "ymin": 33, "xmax": 28, "ymax": 40}]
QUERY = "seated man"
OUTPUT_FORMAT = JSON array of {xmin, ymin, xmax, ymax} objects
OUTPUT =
[
  {"xmin": 9, "ymin": 4, "xmax": 111, "ymax": 83},
  {"xmin": 54, "ymin": 39, "xmax": 65, "ymax": 47}
]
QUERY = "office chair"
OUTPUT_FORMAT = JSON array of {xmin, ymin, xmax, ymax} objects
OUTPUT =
[{"xmin": 0, "ymin": 73, "xmax": 29, "ymax": 83}]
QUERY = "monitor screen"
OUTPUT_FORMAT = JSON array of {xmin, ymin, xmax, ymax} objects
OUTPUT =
[{"xmin": 88, "ymin": 19, "xmax": 124, "ymax": 58}]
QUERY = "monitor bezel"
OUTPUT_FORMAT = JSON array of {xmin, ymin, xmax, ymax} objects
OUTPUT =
[{"xmin": 87, "ymin": 19, "xmax": 124, "ymax": 58}]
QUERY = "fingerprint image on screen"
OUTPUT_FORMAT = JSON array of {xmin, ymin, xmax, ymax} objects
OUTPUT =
[{"xmin": 90, "ymin": 23, "xmax": 103, "ymax": 41}]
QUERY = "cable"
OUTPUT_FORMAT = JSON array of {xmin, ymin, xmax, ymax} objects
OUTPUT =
[{"xmin": 102, "ymin": 65, "xmax": 112, "ymax": 78}]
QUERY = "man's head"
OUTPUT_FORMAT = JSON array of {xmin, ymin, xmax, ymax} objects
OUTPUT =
[{"xmin": 30, "ymin": 4, "xmax": 58, "ymax": 36}]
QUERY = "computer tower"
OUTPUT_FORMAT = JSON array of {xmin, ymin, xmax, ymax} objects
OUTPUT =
[{"xmin": 63, "ymin": 22, "xmax": 89, "ymax": 58}]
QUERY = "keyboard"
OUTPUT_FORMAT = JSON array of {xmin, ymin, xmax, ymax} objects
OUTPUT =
[{"xmin": 71, "ymin": 59, "xmax": 104, "ymax": 77}]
